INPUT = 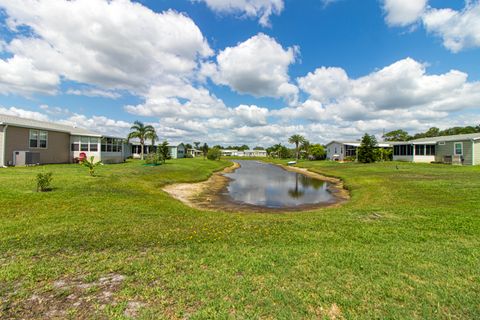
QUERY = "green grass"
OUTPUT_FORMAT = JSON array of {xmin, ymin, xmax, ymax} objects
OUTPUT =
[{"xmin": 1, "ymin": 158, "xmax": 479, "ymax": 319}]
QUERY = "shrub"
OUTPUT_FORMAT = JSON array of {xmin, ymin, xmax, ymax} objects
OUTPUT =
[
  {"xmin": 36, "ymin": 172, "xmax": 53, "ymax": 192},
  {"xmin": 207, "ymin": 148, "xmax": 222, "ymax": 161},
  {"xmin": 375, "ymin": 148, "xmax": 393, "ymax": 162},
  {"xmin": 145, "ymin": 153, "xmax": 160, "ymax": 165}
]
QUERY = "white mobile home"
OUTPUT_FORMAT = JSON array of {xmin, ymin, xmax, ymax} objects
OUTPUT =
[{"xmin": 326, "ymin": 140, "xmax": 391, "ymax": 161}]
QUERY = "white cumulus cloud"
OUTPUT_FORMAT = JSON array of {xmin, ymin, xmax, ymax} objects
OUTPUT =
[
  {"xmin": 382, "ymin": 0, "xmax": 427, "ymax": 26},
  {"xmin": 423, "ymin": 2, "xmax": 480, "ymax": 52},
  {"xmin": 0, "ymin": 0, "xmax": 212, "ymax": 96},
  {"xmin": 193, "ymin": 0, "xmax": 284, "ymax": 26},
  {"xmin": 207, "ymin": 33, "xmax": 299, "ymax": 105}
]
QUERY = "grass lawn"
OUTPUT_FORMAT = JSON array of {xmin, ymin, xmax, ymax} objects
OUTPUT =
[{"xmin": 0, "ymin": 158, "xmax": 479, "ymax": 319}]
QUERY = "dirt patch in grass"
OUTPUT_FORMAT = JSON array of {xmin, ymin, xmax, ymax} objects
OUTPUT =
[{"xmin": 1, "ymin": 273, "xmax": 145, "ymax": 319}]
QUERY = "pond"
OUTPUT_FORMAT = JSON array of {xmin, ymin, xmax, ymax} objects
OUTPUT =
[{"xmin": 220, "ymin": 160, "xmax": 338, "ymax": 210}]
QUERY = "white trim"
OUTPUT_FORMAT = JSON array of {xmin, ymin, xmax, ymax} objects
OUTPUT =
[
  {"xmin": 1, "ymin": 124, "xmax": 7, "ymax": 167},
  {"xmin": 473, "ymin": 140, "xmax": 476, "ymax": 165},
  {"xmin": 454, "ymin": 142, "xmax": 463, "ymax": 156}
]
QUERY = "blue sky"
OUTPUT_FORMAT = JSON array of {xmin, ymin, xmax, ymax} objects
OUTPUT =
[{"xmin": 0, "ymin": 0, "xmax": 479, "ymax": 146}]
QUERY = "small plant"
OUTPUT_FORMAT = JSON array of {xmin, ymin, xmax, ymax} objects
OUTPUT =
[
  {"xmin": 36, "ymin": 172, "xmax": 53, "ymax": 192},
  {"xmin": 81, "ymin": 156, "xmax": 102, "ymax": 176}
]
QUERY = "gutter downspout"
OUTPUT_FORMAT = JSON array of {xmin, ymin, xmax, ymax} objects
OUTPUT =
[{"xmin": 1, "ymin": 123, "xmax": 8, "ymax": 168}]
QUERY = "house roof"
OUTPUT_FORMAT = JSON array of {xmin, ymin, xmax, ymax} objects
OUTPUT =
[
  {"xmin": 389, "ymin": 133, "xmax": 480, "ymax": 145},
  {"xmin": 0, "ymin": 113, "xmax": 101, "ymax": 137},
  {"xmin": 410, "ymin": 132, "xmax": 480, "ymax": 143},
  {"xmin": 326, "ymin": 140, "xmax": 391, "ymax": 148}
]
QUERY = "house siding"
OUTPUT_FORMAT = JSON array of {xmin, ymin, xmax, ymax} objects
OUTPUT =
[
  {"xmin": 436, "ymin": 140, "xmax": 473, "ymax": 165},
  {"xmin": 326, "ymin": 142, "xmax": 345, "ymax": 161},
  {"xmin": 5, "ymin": 126, "xmax": 70, "ymax": 165},
  {"xmin": 0, "ymin": 125, "xmax": 5, "ymax": 167}
]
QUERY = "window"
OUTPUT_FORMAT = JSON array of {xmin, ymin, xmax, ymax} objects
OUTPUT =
[
  {"xmin": 71, "ymin": 143, "xmax": 79, "ymax": 151},
  {"xmin": 394, "ymin": 144, "xmax": 413, "ymax": 156},
  {"xmin": 39, "ymin": 131, "xmax": 48, "ymax": 148},
  {"xmin": 454, "ymin": 142, "xmax": 463, "ymax": 155},
  {"xmin": 29, "ymin": 130, "xmax": 39, "ymax": 148},
  {"xmin": 426, "ymin": 145, "xmax": 435, "ymax": 156},
  {"xmin": 29, "ymin": 130, "xmax": 47, "ymax": 149},
  {"xmin": 101, "ymin": 137, "xmax": 124, "ymax": 153},
  {"xmin": 415, "ymin": 145, "xmax": 425, "ymax": 156},
  {"xmin": 89, "ymin": 137, "xmax": 99, "ymax": 152}
]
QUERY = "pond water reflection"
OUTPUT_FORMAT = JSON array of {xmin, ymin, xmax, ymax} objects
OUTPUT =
[{"xmin": 222, "ymin": 160, "xmax": 335, "ymax": 209}]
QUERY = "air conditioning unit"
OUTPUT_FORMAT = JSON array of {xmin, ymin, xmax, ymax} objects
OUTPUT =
[{"xmin": 13, "ymin": 151, "xmax": 40, "ymax": 166}]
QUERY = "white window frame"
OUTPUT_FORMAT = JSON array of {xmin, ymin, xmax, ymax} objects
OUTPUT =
[
  {"xmin": 454, "ymin": 142, "xmax": 463, "ymax": 156},
  {"xmin": 29, "ymin": 129, "xmax": 48, "ymax": 149}
]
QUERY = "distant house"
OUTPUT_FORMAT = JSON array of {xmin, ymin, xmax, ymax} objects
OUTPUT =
[
  {"xmin": 187, "ymin": 148, "xmax": 203, "ymax": 157},
  {"xmin": 168, "ymin": 143, "xmax": 186, "ymax": 159},
  {"xmin": 220, "ymin": 149, "xmax": 267, "ymax": 157},
  {"xmin": 130, "ymin": 142, "xmax": 186, "ymax": 159},
  {"xmin": 392, "ymin": 133, "xmax": 480, "ymax": 165},
  {"xmin": 0, "ymin": 114, "xmax": 127, "ymax": 167},
  {"xmin": 220, "ymin": 149, "xmax": 240, "ymax": 157},
  {"xmin": 326, "ymin": 140, "xmax": 391, "ymax": 161},
  {"xmin": 244, "ymin": 150, "xmax": 268, "ymax": 157}
]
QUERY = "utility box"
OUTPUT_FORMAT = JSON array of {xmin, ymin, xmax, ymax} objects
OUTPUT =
[{"xmin": 13, "ymin": 151, "xmax": 40, "ymax": 166}]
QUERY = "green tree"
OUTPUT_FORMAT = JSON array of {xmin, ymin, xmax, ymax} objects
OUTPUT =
[
  {"xmin": 382, "ymin": 129, "xmax": 410, "ymax": 141},
  {"xmin": 253, "ymin": 146, "xmax": 264, "ymax": 150},
  {"xmin": 300, "ymin": 140, "xmax": 311, "ymax": 159},
  {"xmin": 194, "ymin": 142, "xmax": 201, "ymax": 150},
  {"xmin": 127, "ymin": 121, "xmax": 157, "ymax": 160},
  {"xmin": 357, "ymin": 134, "xmax": 378, "ymax": 163},
  {"xmin": 202, "ymin": 143, "xmax": 209, "ymax": 159},
  {"xmin": 309, "ymin": 144, "xmax": 326, "ymax": 160},
  {"xmin": 157, "ymin": 141, "xmax": 170, "ymax": 164},
  {"xmin": 288, "ymin": 134, "xmax": 306, "ymax": 160}
]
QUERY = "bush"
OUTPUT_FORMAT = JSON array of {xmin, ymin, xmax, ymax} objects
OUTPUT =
[
  {"xmin": 375, "ymin": 148, "xmax": 393, "ymax": 162},
  {"xmin": 344, "ymin": 156, "xmax": 356, "ymax": 162},
  {"xmin": 145, "ymin": 153, "xmax": 160, "ymax": 165},
  {"xmin": 36, "ymin": 172, "xmax": 53, "ymax": 192},
  {"xmin": 207, "ymin": 148, "xmax": 222, "ymax": 161}
]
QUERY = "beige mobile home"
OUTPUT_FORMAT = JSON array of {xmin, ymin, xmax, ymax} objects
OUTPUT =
[{"xmin": 0, "ymin": 114, "xmax": 127, "ymax": 167}]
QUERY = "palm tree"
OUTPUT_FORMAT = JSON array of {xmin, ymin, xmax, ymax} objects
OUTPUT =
[
  {"xmin": 301, "ymin": 140, "xmax": 311, "ymax": 160},
  {"xmin": 288, "ymin": 134, "xmax": 306, "ymax": 160},
  {"xmin": 127, "ymin": 121, "xmax": 157, "ymax": 160},
  {"xmin": 149, "ymin": 132, "xmax": 158, "ymax": 154}
]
